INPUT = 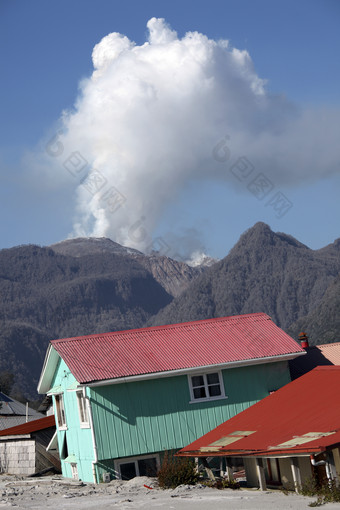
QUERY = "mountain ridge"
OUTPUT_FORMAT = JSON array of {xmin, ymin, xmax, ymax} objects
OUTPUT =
[
  {"xmin": 149, "ymin": 222, "xmax": 340, "ymax": 332},
  {"xmin": 48, "ymin": 237, "xmax": 206, "ymax": 298}
]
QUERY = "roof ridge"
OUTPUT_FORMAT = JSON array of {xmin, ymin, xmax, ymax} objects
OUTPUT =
[
  {"xmin": 51, "ymin": 312, "xmax": 270, "ymax": 345},
  {"xmin": 318, "ymin": 342, "xmax": 340, "ymax": 348}
]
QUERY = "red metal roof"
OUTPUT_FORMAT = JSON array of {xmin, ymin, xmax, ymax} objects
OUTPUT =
[
  {"xmin": 50, "ymin": 313, "xmax": 303, "ymax": 384},
  {"xmin": 0, "ymin": 415, "xmax": 55, "ymax": 437},
  {"xmin": 178, "ymin": 366, "xmax": 340, "ymax": 458}
]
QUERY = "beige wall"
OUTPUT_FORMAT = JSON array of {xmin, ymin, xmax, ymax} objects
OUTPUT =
[
  {"xmin": 332, "ymin": 448, "xmax": 340, "ymax": 478},
  {"xmin": 279, "ymin": 457, "xmax": 312, "ymax": 488},
  {"xmin": 278, "ymin": 458, "xmax": 292, "ymax": 487},
  {"xmin": 298, "ymin": 456, "xmax": 313, "ymax": 482},
  {"xmin": 243, "ymin": 457, "xmax": 259, "ymax": 487},
  {"xmin": 244, "ymin": 455, "xmax": 313, "ymax": 490}
]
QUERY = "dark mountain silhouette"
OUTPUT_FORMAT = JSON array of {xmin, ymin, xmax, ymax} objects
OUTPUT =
[
  {"xmin": 149, "ymin": 223, "xmax": 340, "ymax": 336},
  {"xmin": 288, "ymin": 273, "xmax": 340, "ymax": 345}
]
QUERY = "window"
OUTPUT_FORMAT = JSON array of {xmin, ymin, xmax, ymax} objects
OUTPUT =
[
  {"xmin": 188, "ymin": 371, "xmax": 225, "ymax": 402},
  {"xmin": 55, "ymin": 393, "xmax": 67, "ymax": 429},
  {"xmin": 70, "ymin": 463, "xmax": 78, "ymax": 480},
  {"xmin": 120, "ymin": 462, "xmax": 137, "ymax": 480},
  {"xmin": 76, "ymin": 390, "xmax": 89, "ymax": 427},
  {"xmin": 115, "ymin": 455, "xmax": 159, "ymax": 480}
]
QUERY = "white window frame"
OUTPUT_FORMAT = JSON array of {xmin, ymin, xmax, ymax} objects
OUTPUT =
[
  {"xmin": 70, "ymin": 462, "xmax": 78, "ymax": 480},
  {"xmin": 188, "ymin": 370, "xmax": 227, "ymax": 403},
  {"xmin": 76, "ymin": 389, "xmax": 90, "ymax": 428},
  {"xmin": 54, "ymin": 393, "xmax": 67, "ymax": 430},
  {"xmin": 114, "ymin": 454, "xmax": 160, "ymax": 480}
]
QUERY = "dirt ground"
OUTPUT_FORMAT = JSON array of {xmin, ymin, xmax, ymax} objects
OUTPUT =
[{"xmin": 0, "ymin": 475, "xmax": 339, "ymax": 509}]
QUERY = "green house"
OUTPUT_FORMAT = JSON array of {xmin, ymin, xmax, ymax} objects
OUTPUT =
[{"xmin": 37, "ymin": 313, "xmax": 304, "ymax": 483}]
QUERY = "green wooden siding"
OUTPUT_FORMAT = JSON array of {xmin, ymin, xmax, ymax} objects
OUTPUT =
[
  {"xmin": 51, "ymin": 358, "xmax": 95, "ymax": 482},
  {"xmin": 90, "ymin": 361, "xmax": 290, "ymax": 463}
]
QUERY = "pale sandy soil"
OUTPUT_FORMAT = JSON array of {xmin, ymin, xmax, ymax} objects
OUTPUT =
[{"xmin": 0, "ymin": 475, "xmax": 339, "ymax": 509}]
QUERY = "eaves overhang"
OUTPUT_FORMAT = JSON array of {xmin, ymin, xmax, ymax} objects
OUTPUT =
[
  {"xmin": 82, "ymin": 350, "xmax": 305, "ymax": 388},
  {"xmin": 37, "ymin": 345, "xmax": 60, "ymax": 394},
  {"xmin": 177, "ymin": 449, "xmax": 325, "ymax": 458},
  {"xmin": 176, "ymin": 442, "xmax": 336, "ymax": 458}
]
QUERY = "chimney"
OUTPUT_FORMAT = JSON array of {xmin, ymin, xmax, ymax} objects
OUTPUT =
[{"xmin": 299, "ymin": 331, "xmax": 309, "ymax": 349}]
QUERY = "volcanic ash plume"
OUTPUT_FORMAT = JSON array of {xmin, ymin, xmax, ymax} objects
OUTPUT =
[{"xmin": 44, "ymin": 17, "xmax": 340, "ymax": 254}]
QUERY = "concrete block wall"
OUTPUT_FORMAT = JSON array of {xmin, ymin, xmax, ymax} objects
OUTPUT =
[{"xmin": 0, "ymin": 440, "xmax": 36, "ymax": 475}]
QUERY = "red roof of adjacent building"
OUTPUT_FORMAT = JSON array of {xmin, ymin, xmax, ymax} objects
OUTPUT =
[
  {"xmin": 289, "ymin": 341, "xmax": 340, "ymax": 380},
  {"xmin": 0, "ymin": 415, "xmax": 55, "ymax": 437},
  {"xmin": 318, "ymin": 342, "xmax": 340, "ymax": 364},
  {"xmin": 178, "ymin": 366, "xmax": 340, "ymax": 458},
  {"xmin": 49, "ymin": 313, "xmax": 303, "ymax": 384}
]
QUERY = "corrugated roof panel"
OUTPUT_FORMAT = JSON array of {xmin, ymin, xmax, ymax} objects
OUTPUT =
[
  {"xmin": 178, "ymin": 366, "xmax": 340, "ymax": 457},
  {"xmin": 0, "ymin": 415, "xmax": 55, "ymax": 436},
  {"xmin": 0, "ymin": 392, "xmax": 43, "ymax": 419},
  {"xmin": 50, "ymin": 313, "xmax": 304, "ymax": 384},
  {"xmin": 318, "ymin": 342, "xmax": 340, "ymax": 365}
]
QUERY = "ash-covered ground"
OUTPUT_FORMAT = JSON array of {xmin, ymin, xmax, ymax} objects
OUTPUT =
[{"xmin": 0, "ymin": 475, "xmax": 337, "ymax": 509}]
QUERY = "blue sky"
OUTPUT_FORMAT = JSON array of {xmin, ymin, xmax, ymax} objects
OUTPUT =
[{"xmin": 1, "ymin": 0, "xmax": 339, "ymax": 259}]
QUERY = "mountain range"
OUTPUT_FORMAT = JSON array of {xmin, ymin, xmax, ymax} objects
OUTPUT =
[
  {"xmin": 150, "ymin": 223, "xmax": 340, "ymax": 332},
  {"xmin": 0, "ymin": 222, "xmax": 339, "ymax": 399}
]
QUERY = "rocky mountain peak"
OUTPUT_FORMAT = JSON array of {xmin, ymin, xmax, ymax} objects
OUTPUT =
[
  {"xmin": 49, "ymin": 237, "xmax": 143, "ymax": 257},
  {"xmin": 228, "ymin": 223, "xmax": 308, "ymax": 259}
]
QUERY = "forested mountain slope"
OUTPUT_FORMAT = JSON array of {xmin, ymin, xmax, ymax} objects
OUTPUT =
[{"xmin": 149, "ymin": 223, "xmax": 340, "ymax": 337}]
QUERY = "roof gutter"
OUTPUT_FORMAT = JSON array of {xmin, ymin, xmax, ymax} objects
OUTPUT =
[
  {"xmin": 0, "ymin": 434, "xmax": 31, "ymax": 440},
  {"xmin": 83, "ymin": 351, "xmax": 305, "ymax": 388},
  {"xmin": 177, "ymin": 448, "xmax": 326, "ymax": 458}
]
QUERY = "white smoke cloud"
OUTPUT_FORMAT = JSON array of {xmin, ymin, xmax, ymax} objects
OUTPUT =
[{"xmin": 42, "ymin": 18, "xmax": 340, "ymax": 254}]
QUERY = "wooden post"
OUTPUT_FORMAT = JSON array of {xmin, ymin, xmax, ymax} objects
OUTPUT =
[
  {"xmin": 331, "ymin": 449, "xmax": 340, "ymax": 487},
  {"xmin": 290, "ymin": 457, "xmax": 301, "ymax": 493},
  {"xmin": 219, "ymin": 457, "xmax": 224, "ymax": 477},
  {"xmin": 194, "ymin": 457, "xmax": 199, "ymax": 474},
  {"xmin": 201, "ymin": 457, "xmax": 216, "ymax": 481},
  {"xmin": 225, "ymin": 458, "xmax": 234, "ymax": 481},
  {"xmin": 255, "ymin": 458, "xmax": 267, "ymax": 491},
  {"xmin": 326, "ymin": 452, "xmax": 337, "ymax": 486},
  {"xmin": 328, "ymin": 448, "xmax": 339, "ymax": 487}
]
